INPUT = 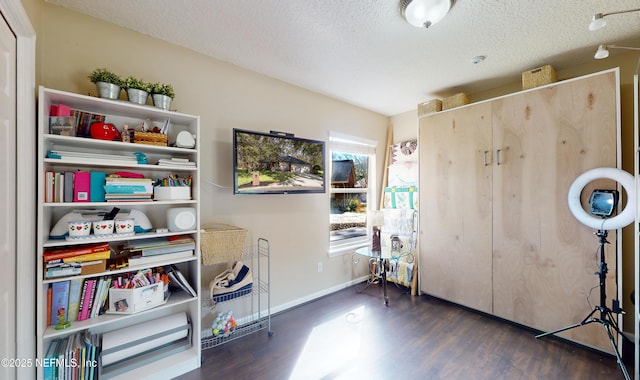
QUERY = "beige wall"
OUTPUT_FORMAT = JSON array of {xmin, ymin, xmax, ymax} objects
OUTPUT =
[
  {"xmin": 24, "ymin": 0, "xmax": 640, "ymax": 330},
  {"xmin": 392, "ymin": 52, "xmax": 640, "ymax": 331},
  {"xmin": 26, "ymin": 2, "xmax": 390, "ymax": 312}
]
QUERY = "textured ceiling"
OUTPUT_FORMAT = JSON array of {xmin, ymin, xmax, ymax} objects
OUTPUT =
[{"xmin": 46, "ymin": 0, "xmax": 640, "ymax": 116}]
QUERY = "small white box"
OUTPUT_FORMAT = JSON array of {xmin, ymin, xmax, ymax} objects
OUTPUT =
[
  {"xmin": 154, "ymin": 186, "xmax": 191, "ymax": 201},
  {"xmin": 107, "ymin": 282, "xmax": 166, "ymax": 314}
]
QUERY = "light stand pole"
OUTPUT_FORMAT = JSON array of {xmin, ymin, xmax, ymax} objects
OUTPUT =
[{"xmin": 535, "ymin": 230, "xmax": 630, "ymax": 380}]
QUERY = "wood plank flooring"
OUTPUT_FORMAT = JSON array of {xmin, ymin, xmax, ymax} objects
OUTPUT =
[{"xmin": 180, "ymin": 283, "xmax": 629, "ymax": 379}]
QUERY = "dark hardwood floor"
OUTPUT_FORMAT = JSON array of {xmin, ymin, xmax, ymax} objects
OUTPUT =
[{"xmin": 180, "ymin": 283, "xmax": 629, "ymax": 380}]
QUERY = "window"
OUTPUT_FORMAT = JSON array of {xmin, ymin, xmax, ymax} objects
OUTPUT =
[{"xmin": 329, "ymin": 132, "xmax": 377, "ymax": 256}]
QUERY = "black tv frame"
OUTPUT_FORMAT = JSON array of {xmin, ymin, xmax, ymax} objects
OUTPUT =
[{"xmin": 233, "ymin": 128, "xmax": 326, "ymax": 195}]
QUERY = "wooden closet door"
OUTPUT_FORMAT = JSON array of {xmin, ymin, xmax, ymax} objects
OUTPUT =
[
  {"xmin": 419, "ymin": 102, "xmax": 493, "ymax": 313},
  {"xmin": 491, "ymin": 70, "xmax": 618, "ymax": 351}
]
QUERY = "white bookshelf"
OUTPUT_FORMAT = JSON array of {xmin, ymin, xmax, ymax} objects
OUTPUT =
[{"xmin": 36, "ymin": 86, "xmax": 201, "ymax": 379}]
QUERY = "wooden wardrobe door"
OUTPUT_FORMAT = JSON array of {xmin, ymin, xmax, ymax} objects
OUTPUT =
[
  {"xmin": 419, "ymin": 102, "xmax": 494, "ymax": 313},
  {"xmin": 491, "ymin": 70, "xmax": 618, "ymax": 351}
]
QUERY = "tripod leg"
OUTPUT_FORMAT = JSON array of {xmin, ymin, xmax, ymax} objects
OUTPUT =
[
  {"xmin": 535, "ymin": 320, "xmax": 595, "ymax": 339},
  {"xmin": 535, "ymin": 308, "xmax": 598, "ymax": 340},
  {"xmin": 604, "ymin": 323, "xmax": 631, "ymax": 380}
]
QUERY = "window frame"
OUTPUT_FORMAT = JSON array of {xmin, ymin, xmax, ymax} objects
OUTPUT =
[{"xmin": 328, "ymin": 132, "xmax": 377, "ymax": 257}]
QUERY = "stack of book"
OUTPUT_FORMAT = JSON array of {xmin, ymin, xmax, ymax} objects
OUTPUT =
[
  {"xmin": 104, "ymin": 176, "xmax": 154, "ymax": 202},
  {"xmin": 44, "ymin": 331, "xmax": 100, "ymax": 380},
  {"xmin": 157, "ymin": 157, "xmax": 196, "ymax": 168},
  {"xmin": 44, "ymin": 242, "xmax": 111, "ymax": 279},
  {"xmin": 127, "ymin": 235, "xmax": 195, "ymax": 267},
  {"xmin": 48, "ymin": 275, "xmax": 112, "ymax": 327}
]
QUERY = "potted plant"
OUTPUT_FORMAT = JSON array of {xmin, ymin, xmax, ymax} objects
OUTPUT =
[
  {"xmin": 150, "ymin": 82, "xmax": 175, "ymax": 110},
  {"xmin": 88, "ymin": 68, "xmax": 123, "ymax": 100},
  {"xmin": 123, "ymin": 76, "xmax": 151, "ymax": 105}
]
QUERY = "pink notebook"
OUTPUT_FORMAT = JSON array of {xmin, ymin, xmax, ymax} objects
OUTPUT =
[{"xmin": 73, "ymin": 171, "xmax": 91, "ymax": 202}]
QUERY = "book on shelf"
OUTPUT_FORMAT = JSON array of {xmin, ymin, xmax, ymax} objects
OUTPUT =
[
  {"xmin": 157, "ymin": 158, "xmax": 196, "ymax": 167},
  {"xmin": 46, "ymin": 287, "xmax": 52, "ymax": 326},
  {"xmin": 61, "ymin": 249, "xmax": 111, "ymax": 263},
  {"xmin": 78, "ymin": 278, "xmax": 96, "ymax": 321},
  {"xmin": 67, "ymin": 278, "xmax": 83, "ymax": 322},
  {"xmin": 141, "ymin": 241, "xmax": 196, "ymax": 257},
  {"xmin": 128, "ymin": 235, "xmax": 194, "ymax": 250},
  {"xmin": 63, "ymin": 171, "xmax": 74, "ymax": 202},
  {"xmin": 54, "ymin": 172, "xmax": 64, "ymax": 203},
  {"xmin": 167, "ymin": 265, "xmax": 197, "ymax": 297},
  {"xmin": 46, "ymin": 263, "xmax": 81, "ymax": 279},
  {"xmin": 45, "ymin": 171, "xmax": 54, "ymax": 203},
  {"xmin": 128, "ymin": 249, "xmax": 194, "ymax": 267},
  {"xmin": 49, "ymin": 280, "xmax": 70, "ymax": 326},
  {"xmin": 44, "ymin": 331, "xmax": 100, "ymax": 380},
  {"xmin": 90, "ymin": 171, "xmax": 107, "ymax": 202},
  {"xmin": 90, "ymin": 278, "xmax": 106, "ymax": 319},
  {"xmin": 73, "ymin": 171, "xmax": 91, "ymax": 202},
  {"xmin": 44, "ymin": 242, "xmax": 111, "ymax": 262}
]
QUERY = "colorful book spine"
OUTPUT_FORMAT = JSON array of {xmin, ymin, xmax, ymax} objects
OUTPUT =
[
  {"xmin": 62, "ymin": 250, "xmax": 111, "ymax": 263},
  {"xmin": 89, "ymin": 278, "xmax": 104, "ymax": 319},
  {"xmin": 79, "ymin": 279, "xmax": 97, "ymax": 321},
  {"xmin": 73, "ymin": 171, "xmax": 91, "ymax": 202},
  {"xmin": 44, "ymin": 242, "xmax": 110, "ymax": 262},
  {"xmin": 67, "ymin": 278, "xmax": 84, "ymax": 322},
  {"xmin": 49, "ymin": 281, "xmax": 70, "ymax": 326},
  {"xmin": 77, "ymin": 279, "xmax": 92, "ymax": 321},
  {"xmin": 89, "ymin": 171, "xmax": 106, "ymax": 202}
]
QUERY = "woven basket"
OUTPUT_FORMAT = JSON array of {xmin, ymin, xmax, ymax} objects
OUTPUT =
[
  {"xmin": 522, "ymin": 65, "xmax": 557, "ymax": 90},
  {"xmin": 133, "ymin": 131, "xmax": 168, "ymax": 146},
  {"xmin": 418, "ymin": 99, "xmax": 442, "ymax": 117},
  {"xmin": 442, "ymin": 93, "xmax": 469, "ymax": 110},
  {"xmin": 201, "ymin": 223, "xmax": 248, "ymax": 266}
]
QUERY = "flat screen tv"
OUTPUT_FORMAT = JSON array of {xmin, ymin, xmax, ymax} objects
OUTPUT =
[{"xmin": 233, "ymin": 128, "xmax": 326, "ymax": 194}]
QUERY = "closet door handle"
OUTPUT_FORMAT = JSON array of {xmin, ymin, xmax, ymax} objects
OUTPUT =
[
  {"xmin": 496, "ymin": 149, "xmax": 502, "ymax": 165},
  {"xmin": 483, "ymin": 150, "xmax": 490, "ymax": 166}
]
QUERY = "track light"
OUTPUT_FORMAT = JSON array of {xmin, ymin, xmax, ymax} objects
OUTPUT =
[
  {"xmin": 589, "ymin": 14, "xmax": 606, "ymax": 31},
  {"xmin": 594, "ymin": 44, "xmax": 640, "ymax": 60},
  {"xmin": 588, "ymin": 8, "xmax": 640, "ymax": 31},
  {"xmin": 594, "ymin": 44, "xmax": 609, "ymax": 59},
  {"xmin": 400, "ymin": 0, "xmax": 454, "ymax": 28}
]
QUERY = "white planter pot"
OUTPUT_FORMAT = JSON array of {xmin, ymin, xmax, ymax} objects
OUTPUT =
[
  {"xmin": 152, "ymin": 94, "xmax": 172, "ymax": 110},
  {"xmin": 126, "ymin": 88, "xmax": 149, "ymax": 105},
  {"xmin": 95, "ymin": 82, "xmax": 121, "ymax": 100}
]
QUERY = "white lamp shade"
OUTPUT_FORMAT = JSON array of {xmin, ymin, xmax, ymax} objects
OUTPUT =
[
  {"xmin": 589, "ymin": 15, "xmax": 607, "ymax": 31},
  {"xmin": 402, "ymin": 0, "xmax": 452, "ymax": 28},
  {"xmin": 594, "ymin": 45, "xmax": 610, "ymax": 59}
]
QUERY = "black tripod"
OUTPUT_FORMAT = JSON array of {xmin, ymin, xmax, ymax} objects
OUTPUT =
[{"xmin": 535, "ymin": 230, "xmax": 630, "ymax": 380}]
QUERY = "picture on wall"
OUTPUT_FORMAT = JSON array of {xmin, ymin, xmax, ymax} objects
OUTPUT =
[{"xmin": 233, "ymin": 128, "xmax": 325, "ymax": 194}]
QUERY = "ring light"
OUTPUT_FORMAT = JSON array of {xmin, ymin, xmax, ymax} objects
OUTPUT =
[{"xmin": 567, "ymin": 167, "xmax": 635, "ymax": 230}]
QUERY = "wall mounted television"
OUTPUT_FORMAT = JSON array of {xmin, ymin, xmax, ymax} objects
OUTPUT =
[{"xmin": 233, "ymin": 128, "xmax": 326, "ymax": 194}]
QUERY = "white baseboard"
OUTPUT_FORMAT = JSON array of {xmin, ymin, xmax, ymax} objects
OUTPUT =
[{"xmin": 271, "ymin": 276, "xmax": 368, "ymax": 315}]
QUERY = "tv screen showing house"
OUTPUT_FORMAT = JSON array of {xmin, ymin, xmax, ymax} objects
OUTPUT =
[{"xmin": 233, "ymin": 128, "xmax": 326, "ymax": 194}]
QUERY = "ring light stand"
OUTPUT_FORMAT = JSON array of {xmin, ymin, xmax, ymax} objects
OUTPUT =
[{"xmin": 535, "ymin": 168, "xmax": 635, "ymax": 380}]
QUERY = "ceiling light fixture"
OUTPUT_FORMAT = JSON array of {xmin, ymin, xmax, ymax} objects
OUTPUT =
[
  {"xmin": 400, "ymin": 0, "xmax": 454, "ymax": 28},
  {"xmin": 594, "ymin": 44, "xmax": 640, "ymax": 60},
  {"xmin": 588, "ymin": 8, "xmax": 640, "ymax": 31}
]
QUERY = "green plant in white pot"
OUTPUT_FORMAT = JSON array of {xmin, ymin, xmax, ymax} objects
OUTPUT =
[
  {"xmin": 150, "ymin": 82, "xmax": 175, "ymax": 110},
  {"xmin": 123, "ymin": 76, "xmax": 151, "ymax": 105},
  {"xmin": 88, "ymin": 68, "xmax": 123, "ymax": 100}
]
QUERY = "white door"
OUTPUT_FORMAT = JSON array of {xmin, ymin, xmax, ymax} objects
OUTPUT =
[{"xmin": 0, "ymin": 10, "xmax": 17, "ymax": 380}]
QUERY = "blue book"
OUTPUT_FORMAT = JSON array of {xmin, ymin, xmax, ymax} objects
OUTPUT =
[
  {"xmin": 49, "ymin": 281, "xmax": 70, "ymax": 325},
  {"xmin": 90, "ymin": 171, "xmax": 106, "ymax": 202},
  {"xmin": 43, "ymin": 339, "xmax": 58, "ymax": 380}
]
